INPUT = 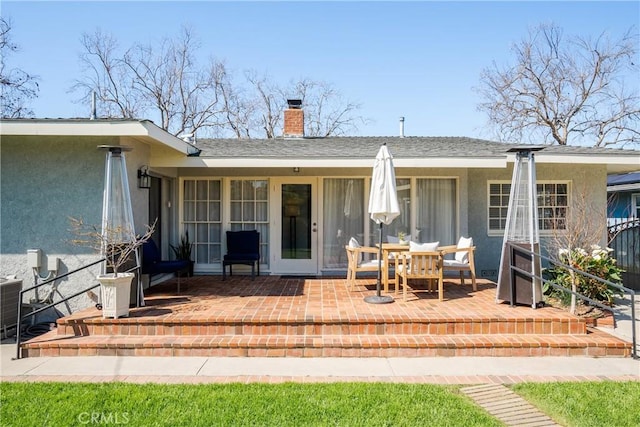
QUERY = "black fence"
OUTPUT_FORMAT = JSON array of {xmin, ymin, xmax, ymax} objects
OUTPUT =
[{"xmin": 608, "ymin": 218, "xmax": 640, "ymax": 290}]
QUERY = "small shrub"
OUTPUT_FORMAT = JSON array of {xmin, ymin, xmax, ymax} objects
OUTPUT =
[{"xmin": 544, "ymin": 245, "xmax": 624, "ymax": 306}]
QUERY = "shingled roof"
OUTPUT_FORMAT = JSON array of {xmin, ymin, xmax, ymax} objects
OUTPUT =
[{"xmin": 194, "ymin": 136, "xmax": 638, "ymax": 159}]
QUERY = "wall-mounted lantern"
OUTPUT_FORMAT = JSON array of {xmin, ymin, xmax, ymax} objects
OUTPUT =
[{"xmin": 137, "ymin": 166, "xmax": 151, "ymax": 189}]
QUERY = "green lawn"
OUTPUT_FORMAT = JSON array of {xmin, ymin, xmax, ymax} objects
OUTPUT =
[
  {"xmin": 4, "ymin": 380, "xmax": 639, "ymax": 426},
  {"xmin": 511, "ymin": 381, "xmax": 640, "ymax": 427},
  {"xmin": 0, "ymin": 382, "xmax": 501, "ymax": 427}
]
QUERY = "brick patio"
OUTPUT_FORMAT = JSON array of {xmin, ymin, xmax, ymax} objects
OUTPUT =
[{"xmin": 21, "ymin": 275, "xmax": 632, "ymax": 358}]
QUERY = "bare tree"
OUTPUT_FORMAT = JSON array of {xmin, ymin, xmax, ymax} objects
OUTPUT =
[
  {"xmin": 73, "ymin": 27, "xmax": 227, "ymax": 137},
  {"xmin": 218, "ymin": 71, "xmax": 255, "ymax": 139},
  {"xmin": 477, "ymin": 23, "xmax": 639, "ymax": 147},
  {"xmin": 291, "ymin": 78, "xmax": 364, "ymax": 137},
  {"xmin": 238, "ymin": 71, "xmax": 365, "ymax": 138},
  {"xmin": 545, "ymin": 178, "xmax": 609, "ymax": 313},
  {"xmin": 74, "ymin": 29, "xmax": 143, "ymax": 119},
  {"xmin": 74, "ymin": 27, "xmax": 364, "ymax": 138},
  {"xmin": 0, "ymin": 17, "xmax": 39, "ymax": 118}
]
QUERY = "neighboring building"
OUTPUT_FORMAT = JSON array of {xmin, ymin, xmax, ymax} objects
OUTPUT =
[
  {"xmin": 607, "ymin": 172, "xmax": 640, "ymax": 289},
  {"xmin": 2, "ymin": 109, "xmax": 639, "ymax": 313},
  {"xmin": 607, "ymin": 171, "xmax": 640, "ymax": 219}
]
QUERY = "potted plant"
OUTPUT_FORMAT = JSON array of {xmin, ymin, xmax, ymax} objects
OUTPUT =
[
  {"xmin": 171, "ymin": 230, "xmax": 194, "ymax": 276},
  {"xmin": 69, "ymin": 217, "xmax": 155, "ymax": 318},
  {"xmin": 398, "ymin": 231, "xmax": 409, "ymax": 245}
]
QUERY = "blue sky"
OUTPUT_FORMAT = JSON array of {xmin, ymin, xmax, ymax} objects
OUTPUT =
[{"xmin": 3, "ymin": 1, "xmax": 639, "ymax": 138}]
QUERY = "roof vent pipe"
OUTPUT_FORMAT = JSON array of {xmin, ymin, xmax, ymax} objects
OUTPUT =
[
  {"xmin": 90, "ymin": 91, "xmax": 97, "ymax": 120},
  {"xmin": 399, "ymin": 116, "xmax": 405, "ymax": 138}
]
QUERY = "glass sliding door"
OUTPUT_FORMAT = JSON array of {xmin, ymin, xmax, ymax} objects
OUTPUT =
[
  {"xmin": 416, "ymin": 178, "xmax": 457, "ymax": 245},
  {"xmin": 323, "ymin": 178, "xmax": 365, "ymax": 268},
  {"xmin": 369, "ymin": 178, "xmax": 411, "ymax": 243}
]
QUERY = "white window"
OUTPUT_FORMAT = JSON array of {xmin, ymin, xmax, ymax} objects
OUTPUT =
[
  {"xmin": 488, "ymin": 181, "xmax": 569, "ymax": 234},
  {"xmin": 632, "ymin": 193, "xmax": 640, "ymax": 218},
  {"xmin": 537, "ymin": 183, "xmax": 568, "ymax": 231},
  {"xmin": 229, "ymin": 179, "xmax": 269, "ymax": 264},
  {"xmin": 183, "ymin": 179, "xmax": 222, "ymax": 264}
]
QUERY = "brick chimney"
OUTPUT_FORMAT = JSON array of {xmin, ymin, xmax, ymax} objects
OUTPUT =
[{"xmin": 283, "ymin": 99, "xmax": 304, "ymax": 138}]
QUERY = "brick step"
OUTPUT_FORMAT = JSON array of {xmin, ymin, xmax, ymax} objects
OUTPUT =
[
  {"xmin": 22, "ymin": 328, "xmax": 630, "ymax": 358},
  {"xmin": 56, "ymin": 316, "xmax": 588, "ymax": 337}
]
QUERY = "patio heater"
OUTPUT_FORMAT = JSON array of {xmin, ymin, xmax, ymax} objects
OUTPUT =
[
  {"xmin": 99, "ymin": 145, "xmax": 143, "ymax": 307},
  {"xmin": 496, "ymin": 147, "xmax": 544, "ymax": 308}
]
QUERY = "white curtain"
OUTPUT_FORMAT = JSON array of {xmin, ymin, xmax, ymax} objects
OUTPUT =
[
  {"xmin": 416, "ymin": 179, "xmax": 456, "ymax": 246},
  {"xmin": 323, "ymin": 179, "xmax": 364, "ymax": 268}
]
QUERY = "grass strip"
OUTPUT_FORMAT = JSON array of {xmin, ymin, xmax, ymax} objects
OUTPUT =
[
  {"xmin": 512, "ymin": 381, "xmax": 640, "ymax": 427},
  {"xmin": 1, "ymin": 382, "xmax": 502, "ymax": 427}
]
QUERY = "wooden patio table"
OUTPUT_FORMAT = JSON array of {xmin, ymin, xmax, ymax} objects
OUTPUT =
[{"xmin": 376, "ymin": 243, "xmax": 411, "ymax": 293}]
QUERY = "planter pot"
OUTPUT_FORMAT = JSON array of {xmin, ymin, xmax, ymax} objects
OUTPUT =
[
  {"xmin": 97, "ymin": 273, "xmax": 134, "ymax": 319},
  {"xmin": 188, "ymin": 260, "xmax": 195, "ymax": 277}
]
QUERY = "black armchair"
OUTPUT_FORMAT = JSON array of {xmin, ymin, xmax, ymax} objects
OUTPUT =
[
  {"xmin": 223, "ymin": 230, "xmax": 260, "ymax": 280},
  {"xmin": 141, "ymin": 240, "xmax": 191, "ymax": 292}
]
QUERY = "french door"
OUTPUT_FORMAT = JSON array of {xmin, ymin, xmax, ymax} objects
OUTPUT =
[{"xmin": 271, "ymin": 178, "xmax": 318, "ymax": 275}]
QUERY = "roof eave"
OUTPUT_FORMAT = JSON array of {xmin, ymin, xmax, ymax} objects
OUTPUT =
[
  {"xmin": 151, "ymin": 156, "xmax": 508, "ymax": 168},
  {"xmin": 0, "ymin": 119, "xmax": 195, "ymax": 155}
]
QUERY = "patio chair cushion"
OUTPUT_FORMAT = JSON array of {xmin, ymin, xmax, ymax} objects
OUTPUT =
[
  {"xmin": 223, "ymin": 230, "xmax": 260, "ymax": 280},
  {"xmin": 409, "ymin": 241, "xmax": 439, "ymax": 252},
  {"xmin": 141, "ymin": 240, "xmax": 190, "ymax": 276},
  {"xmin": 443, "ymin": 259, "xmax": 468, "ymax": 268},
  {"xmin": 455, "ymin": 237, "xmax": 473, "ymax": 264},
  {"xmin": 225, "ymin": 230, "xmax": 260, "ymax": 259},
  {"xmin": 348, "ymin": 237, "xmax": 361, "ymax": 248}
]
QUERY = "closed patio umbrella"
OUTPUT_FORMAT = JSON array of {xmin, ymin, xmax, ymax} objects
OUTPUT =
[{"xmin": 366, "ymin": 143, "xmax": 400, "ymax": 304}]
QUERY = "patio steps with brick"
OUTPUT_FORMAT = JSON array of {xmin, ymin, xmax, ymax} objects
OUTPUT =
[{"xmin": 19, "ymin": 276, "xmax": 632, "ymax": 358}]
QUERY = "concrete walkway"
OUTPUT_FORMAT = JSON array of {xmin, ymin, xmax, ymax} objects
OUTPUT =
[
  {"xmin": 602, "ymin": 292, "xmax": 640, "ymax": 356},
  {"xmin": 1, "ymin": 343, "xmax": 638, "ymax": 384}
]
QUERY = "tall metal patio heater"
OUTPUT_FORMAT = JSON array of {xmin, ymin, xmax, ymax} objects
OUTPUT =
[
  {"xmin": 496, "ymin": 147, "xmax": 544, "ymax": 308},
  {"xmin": 99, "ymin": 145, "xmax": 143, "ymax": 307}
]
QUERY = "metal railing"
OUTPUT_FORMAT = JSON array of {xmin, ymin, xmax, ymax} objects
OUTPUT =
[
  {"xmin": 14, "ymin": 258, "xmax": 142, "ymax": 360},
  {"xmin": 608, "ymin": 218, "xmax": 639, "ymax": 289},
  {"xmin": 506, "ymin": 242, "xmax": 637, "ymax": 359}
]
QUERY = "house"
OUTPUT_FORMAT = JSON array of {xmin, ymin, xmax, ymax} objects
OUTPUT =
[
  {"xmin": 2, "ymin": 107, "xmax": 639, "ymax": 314},
  {"xmin": 606, "ymin": 172, "xmax": 640, "ymax": 289},
  {"xmin": 607, "ymin": 171, "xmax": 640, "ymax": 219}
]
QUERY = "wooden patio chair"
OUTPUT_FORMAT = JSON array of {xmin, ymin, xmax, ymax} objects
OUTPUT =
[
  {"xmin": 438, "ymin": 236, "xmax": 477, "ymax": 291},
  {"xmin": 395, "ymin": 251, "xmax": 444, "ymax": 301},
  {"xmin": 345, "ymin": 237, "xmax": 381, "ymax": 291}
]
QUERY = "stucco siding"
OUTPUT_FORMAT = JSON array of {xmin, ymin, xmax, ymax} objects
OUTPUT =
[
  {"xmin": 468, "ymin": 163, "xmax": 608, "ymax": 280},
  {"xmin": 1, "ymin": 135, "xmax": 151, "ymax": 313}
]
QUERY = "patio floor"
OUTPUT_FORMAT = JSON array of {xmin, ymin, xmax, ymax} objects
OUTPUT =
[{"xmin": 21, "ymin": 275, "xmax": 632, "ymax": 358}]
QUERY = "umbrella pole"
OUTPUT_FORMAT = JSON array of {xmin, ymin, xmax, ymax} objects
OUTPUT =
[{"xmin": 364, "ymin": 223, "xmax": 394, "ymax": 304}]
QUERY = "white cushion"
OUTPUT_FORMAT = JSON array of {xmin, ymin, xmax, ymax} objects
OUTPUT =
[
  {"xmin": 360, "ymin": 260, "xmax": 380, "ymax": 268},
  {"xmin": 455, "ymin": 237, "xmax": 473, "ymax": 264},
  {"xmin": 348, "ymin": 237, "xmax": 361, "ymax": 248},
  {"xmin": 409, "ymin": 241, "xmax": 439, "ymax": 252},
  {"xmin": 387, "ymin": 235, "xmax": 411, "ymax": 243},
  {"xmin": 444, "ymin": 259, "xmax": 467, "ymax": 268}
]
